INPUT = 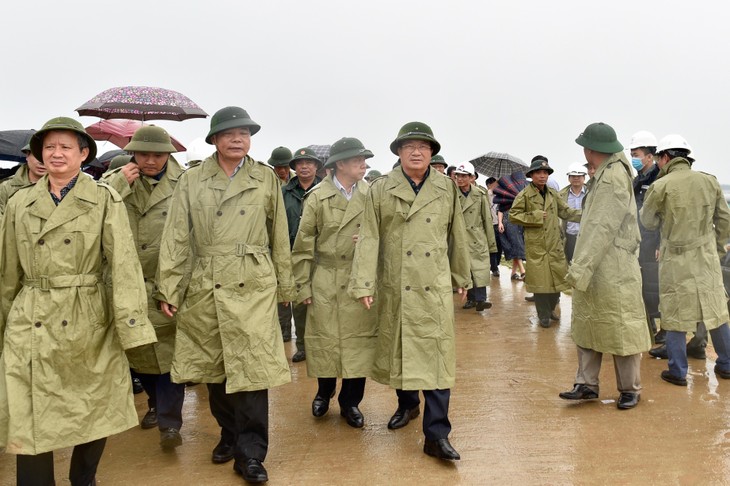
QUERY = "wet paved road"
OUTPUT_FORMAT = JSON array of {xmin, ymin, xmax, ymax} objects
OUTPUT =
[{"xmin": 2, "ymin": 270, "xmax": 730, "ymax": 485}]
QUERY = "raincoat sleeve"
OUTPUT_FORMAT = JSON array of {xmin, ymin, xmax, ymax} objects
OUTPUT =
[
  {"xmin": 556, "ymin": 194, "xmax": 581, "ymax": 222},
  {"xmin": 509, "ymin": 189, "xmax": 543, "ymax": 227},
  {"xmin": 481, "ymin": 190, "xmax": 497, "ymax": 253},
  {"xmin": 567, "ymin": 169, "xmax": 632, "ymax": 292},
  {"xmin": 291, "ymin": 194, "xmax": 319, "ymax": 304},
  {"xmin": 0, "ymin": 202, "xmax": 23, "ymax": 355},
  {"xmin": 156, "ymin": 173, "xmax": 192, "ymax": 308},
  {"xmin": 713, "ymin": 182, "xmax": 730, "ymax": 259},
  {"xmin": 101, "ymin": 169, "xmax": 132, "ymax": 199},
  {"xmin": 448, "ymin": 184, "xmax": 472, "ymax": 289},
  {"xmin": 348, "ymin": 184, "xmax": 380, "ymax": 300},
  {"xmin": 101, "ymin": 187, "xmax": 157, "ymax": 350},
  {"xmin": 268, "ymin": 174, "xmax": 296, "ymax": 303}
]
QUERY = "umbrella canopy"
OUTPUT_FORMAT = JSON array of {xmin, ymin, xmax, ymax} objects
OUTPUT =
[
  {"xmin": 76, "ymin": 86, "xmax": 208, "ymax": 121},
  {"xmin": 0, "ymin": 129, "xmax": 35, "ymax": 162},
  {"xmin": 85, "ymin": 120, "xmax": 186, "ymax": 151},
  {"xmin": 492, "ymin": 172, "xmax": 528, "ymax": 212},
  {"xmin": 307, "ymin": 144, "xmax": 331, "ymax": 164},
  {"xmin": 470, "ymin": 151, "xmax": 528, "ymax": 179}
]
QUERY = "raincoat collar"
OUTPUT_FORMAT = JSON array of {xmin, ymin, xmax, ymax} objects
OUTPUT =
[
  {"xmin": 144, "ymin": 157, "xmax": 184, "ymax": 211},
  {"xmin": 25, "ymin": 173, "xmax": 99, "ymax": 237},
  {"xmin": 657, "ymin": 157, "xmax": 691, "ymax": 179},
  {"xmin": 387, "ymin": 165, "xmax": 450, "ymax": 219}
]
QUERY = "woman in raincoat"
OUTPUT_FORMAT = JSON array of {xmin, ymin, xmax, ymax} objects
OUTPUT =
[{"xmin": 0, "ymin": 117, "xmax": 156, "ymax": 485}]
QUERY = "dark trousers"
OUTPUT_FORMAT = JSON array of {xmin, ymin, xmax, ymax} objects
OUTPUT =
[
  {"xmin": 467, "ymin": 286, "xmax": 487, "ymax": 302},
  {"xmin": 534, "ymin": 293, "xmax": 560, "ymax": 321},
  {"xmin": 395, "ymin": 388, "xmax": 452, "ymax": 440},
  {"xmin": 136, "ymin": 372, "xmax": 186, "ymax": 430},
  {"xmin": 293, "ymin": 302, "xmax": 307, "ymax": 351},
  {"xmin": 17, "ymin": 437, "xmax": 106, "ymax": 486},
  {"xmin": 564, "ymin": 233, "xmax": 577, "ymax": 264},
  {"xmin": 489, "ymin": 224, "xmax": 503, "ymax": 271},
  {"xmin": 207, "ymin": 382, "xmax": 268, "ymax": 462},
  {"xmin": 317, "ymin": 377, "xmax": 366, "ymax": 408},
  {"xmin": 278, "ymin": 302, "xmax": 292, "ymax": 340}
]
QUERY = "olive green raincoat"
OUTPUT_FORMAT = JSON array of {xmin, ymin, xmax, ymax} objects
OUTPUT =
[
  {"xmin": 459, "ymin": 185, "xmax": 497, "ymax": 287},
  {"xmin": 566, "ymin": 153, "xmax": 651, "ymax": 355},
  {"xmin": 640, "ymin": 157, "xmax": 730, "ymax": 332},
  {"xmin": 292, "ymin": 176, "xmax": 377, "ymax": 378},
  {"xmin": 156, "ymin": 154, "xmax": 295, "ymax": 393},
  {"xmin": 349, "ymin": 169, "xmax": 471, "ymax": 390},
  {"xmin": 0, "ymin": 164, "xmax": 32, "ymax": 216},
  {"xmin": 510, "ymin": 183, "xmax": 581, "ymax": 293},
  {"xmin": 103, "ymin": 158, "xmax": 184, "ymax": 373},
  {"xmin": 0, "ymin": 174, "xmax": 156, "ymax": 455}
]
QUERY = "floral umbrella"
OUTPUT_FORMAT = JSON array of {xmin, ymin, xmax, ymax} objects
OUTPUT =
[
  {"xmin": 76, "ymin": 86, "xmax": 208, "ymax": 121},
  {"xmin": 85, "ymin": 119, "xmax": 186, "ymax": 151}
]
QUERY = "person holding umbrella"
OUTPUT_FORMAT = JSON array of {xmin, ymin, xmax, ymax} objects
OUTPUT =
[
  {"xmin": 102, "ymin": 125, "xmax": 187, "ymax": 451},
  {"xmin": 0, "ymin": 143, "xmax": 46, "ymax": 216},
  {"xmin": 0, "ymin": 117, "xmax": 157, "ymax": 485}
]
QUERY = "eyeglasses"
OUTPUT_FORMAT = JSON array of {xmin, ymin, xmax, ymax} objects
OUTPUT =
[{"xmin": 400, "ymin": 142, "xmax": 432, "ymax": 153}]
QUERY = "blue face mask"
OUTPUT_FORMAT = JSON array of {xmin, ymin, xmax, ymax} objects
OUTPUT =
[{"xmin": 631, "ymin": 157, "xmax": 644, "ymax": 171}]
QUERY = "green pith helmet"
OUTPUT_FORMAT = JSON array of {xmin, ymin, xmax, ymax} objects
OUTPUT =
[
  {"xmin": 267, "ymin": 146, "xmax": 293, "ymax": 167},
  {"xmin": 21, "ymin": 143, "xmax": 31, "ymax": 154},
  {"xmin": 290, "ymin": 147, "xmax": 323, "ymax": 170},
  {"xmin": 325, "ymin": 137, "xmax": 374, "ymax": 168},
  {"xmin": 575, "ymin": 122, "xmax": 623, "ymax": 154},
  {"xmin": 30, "ymin": 116, "xmax": 97, "ymax": 164},
  {"xmin": 108, "ymin": 154, "xmax": 133, "ymax": 171},
  {"xmin": 124, "ymin": 125, "xmax": 177, "ymax": 153},
  {"xmin": 525, "ymin": 156, "xmax": 554, "ymax": 177},
  {"xmin": 389, "ymin": 121, "xmax": 441, "ymax": 156},
  {"xmin": 365, "ymin": 169, "xmax": 382, "ymax": 180},
  {"xmin": 430, "ymin": 154, "xmax": 447, "ymax": 167},
  {"xmin": 205, "ymin": 106, "xmax": 261, "ymax": 144}
]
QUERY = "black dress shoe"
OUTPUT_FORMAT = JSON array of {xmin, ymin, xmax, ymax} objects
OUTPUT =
[
  {"xmin": 340, "ymin": 406, "xmax": 364, "ymax": 428},
  {"xmin": 423, "ymin": 438, "xmax": 460, "ymax": 460},
  {"xmin": 654, "ymin": 329, "xmax": 667, "ymax": 344},
  {"xmin": 649, "ymin": 345, "xmax": 668, "ymax": 359},
  {"xmin": 491, "ymin": 270, "xmax": 500, "ymax": 277},
  {"xmin": 617, "ymin": 392, "xmax": 640, "ymax": 410},
  {"xmin": 550, "ymin": 312, "xmax": 560, "ymax": 321},
  {"xmin": 141, "ymin": 407, "xmax": 158, "ymax": 429},
  {"xmin": 387, "ymin": 406, "xmax": 420, "ymax": 430},
  {"xmin": 524, "ymin": 294, "xmax": 535, "ymax": 302},
  {"xmin": 539, "ymin": 318, "xmax": 551, "ymax": 328},
  {"xmin": 463, "ymin": 300, "xmax": 476, "ymax": 309},
  {"xmin": 132, "ymin": 377, "xmax": 144, "ymax": 394},
  {"xmin": 160, "ymin": 428, "xmax": 182, "ymax": 450},
  {"xmin": 475, "ymin": 301, "xmax": 492, "ymax": 311},
  {"xmin": 714, "ymin": 364, "xmax": 730, "ymax": 379},
  {"xmin": 312, "ymin": 395, "xmax": 331, "ymax": 417},
  {"xmin": 211, "ymin": 438, "xmax": 235, "ymax": 464},
  {"xmin": 292, "ymin": 350, "xmax": 306, "ymax": 362},
  {"xmin": 687, "ymin": 346, "xmax": 706, "ymax": 360},
  {"xmin": 234, "ymin": 458, "xmax": 268, "ymax": 483},
  {"xmin": 661, "ymin": 370, "xmax": 687, "ymax": 386},
  {"xmin": 559, "ymin": 384, "xmax": 598, "ymax": 400}
]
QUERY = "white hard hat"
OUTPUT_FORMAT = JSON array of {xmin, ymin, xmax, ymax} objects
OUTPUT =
[
  {"xmin": 656, "ymin": 134, "xmax": 692, "ymax": 154},
  {"xmin": 186, "ymin": 137, "xmax": 214, "ymax": 163},
  {"xmin": 453, "ymin": 161, "xmax": 476, "ymax": 177},
  {"xmin": 629, "ymin": 130, "xmax": 658, "ymax": 150},
  {"xmin": 567, "ymin": 163, "xmax": 587, "ymax": 176}
]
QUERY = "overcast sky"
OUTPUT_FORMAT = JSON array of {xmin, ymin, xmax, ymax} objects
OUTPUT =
[{"xmin": 2, "ymin": 0, "xmax": 728, "ymax": 184}]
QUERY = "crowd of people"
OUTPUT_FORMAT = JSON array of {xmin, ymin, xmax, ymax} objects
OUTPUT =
[{"xmin": 0, "ymin": 110, "xmax": 729, "ymax": 485}]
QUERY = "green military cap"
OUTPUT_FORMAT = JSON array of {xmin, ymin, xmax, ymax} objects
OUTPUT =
[
  {"xmin": 290, "ymin": 147, "xmax": 323, "ymax": 170},
  {"xmin": 267, "ymin": 146, "xmax": 293, "ymax": 167},
  {"xmin": 575, "ymin": 122, "xmax": 623, "ymax": 154},
  {"xmin": 389, "ymin": 121, "xmax": 441, "ymax": 156},
  {"xmin": 108, "ymin": 154, "xmax": 134, "ymax": 171},
  {"xmin": 21, "ymin": 143, "xmax": 31, "ymax": 154},
  {"xmin": 124, "ymin": 125, "xmax": 177, "ymax": 153},
  {"xmin": 30, "ymin": 117, "xmax": 97, "ymax": 164},
  {"xmin": 525, "ymin": 155, "xmax": 554, "ymax": 176},
  {"xmin": 430, "ymin": 154, "xmax": 447, "ymax": 167},
  {"xmin": 365, "ymin": 169, "xmax": 382, "ymax": 181},
  {"xmin": 205, "ymin": 106, "xmax": 261, "ymax": 144},
  {"xmin": 325, "ymin": 137, "xmax": 373, "ymax": 168}
]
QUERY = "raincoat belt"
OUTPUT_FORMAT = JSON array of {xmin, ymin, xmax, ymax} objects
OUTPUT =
[
  {"xmin": 663, "ymin": 232, "xmax": 714, "ymax": 254},
  {"xmin": 21, "ymin": 274, "xmax": 101, "ymax": 291},
  {"xmin": 613, "ymin": 236, "xmax": 640, "ymax": 253},
  {"xmin": 196, "ymin": 244, "xmax": 270, "ymax": 258}
]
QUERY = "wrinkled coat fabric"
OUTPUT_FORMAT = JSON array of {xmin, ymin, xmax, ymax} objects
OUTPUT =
[
  {"xmin": 292, "ymin": 176, "xmax": 376, "ymax": 378},
  {"xmin": 0, "ymin": 164, "xmax": 32, "ymax": 216},
  {"xmin": 566, "ymin": 154, "xmax": 651, "ymax": 355},
  {"xmin": 349, "ymin": 169, "xmax": 471, "ymax": 390},
  {"xmin": 156, "ymin": 154, "xmax": 294, "ymax": 393},
  {"xmin": 510, "ymin": 183, "xmax": 580, "ymax": 293},
  {"xmin": 103, "ymin": 158, "xmax": 184, "ymax": 374},
  {"xmin": 0, "ymin": 174, "xmax": 156, "ymax": 454},
  {"xmin": 459, "ymin": 186, "xmax": 497, "ymax": 287},
  {"xmin": 640, "ymin": 157, "xmax": 730, "ymax": 332},
  {"xmin": 282, "ymin": 175, "xmax": 322, "ymax": 247}
]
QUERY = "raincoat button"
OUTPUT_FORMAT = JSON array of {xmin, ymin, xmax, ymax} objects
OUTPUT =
[
  {"xmin": 405, "ymin": 286, "xmax": 411, "ymax": 290},
  {"xmin": 162, "ymin": 211, "xmax": 167, "ymax": 216},
  {"xmin": 406, "ymin": 251, "xmax": 412, "ymax": 256},
  {"xmin": 425, "ymin": 286, "xmax": 430, "ymax": 291},
  {"xmin": 38, "ymin": 239, "xmax": 45, "ymax": 245},
  {"xmin": 296, "ymin": 284, "xmax": 301, "ymax": 288},
  {"xmin": 216, "ymin": 210, "xmax": 223, "ymax": 216},
  {"xmin": 141, "ymin": 244, "xmax": 148, "ymax": 250},
  {"xmin": 129, "ymin": 319, "xmax": 136, "ymax": 325},
  {"xmin": 34, "ymin": 321, "xmax": 41, "ymax": 328},
  {"xmin": 240, "ymin": 210, "xmax": 245, "ymax": 215},
  {"xmin": 341, "ymin": 255, "xmax": 346, "ymax": 260},
  {"xmin": 62, "ymin": 320, "xmax": 68, "ymax": 326},
  {"xmin": 356, "ymin": 223, "xmax": 361, "ymax": 227},
  {"xmin": 365, "ymin": 282, "xmax": 370, "ymax": 287},
  {"xmin": 425, "ymin": 252, "xmax": 430, "ymax": 257},
  {"xmin": 215, "ymin": 284, "xmax": 221, "ymax": 289},
  {"xmin": 341, "ymin": 285, "xmax": 346, "ymax": 290},
  {"xmin": 239, "ymin": 283, "xmax": 244, "ymax": 287},
  {"xmin": 64, "ymin": 238, "xmax": 71, "ymax": 244},
  {"xmin": 426, "ymin": 218, "xmax": 431, "ymax": 223}
]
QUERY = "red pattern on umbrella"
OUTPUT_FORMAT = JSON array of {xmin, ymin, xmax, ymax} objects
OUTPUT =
[
  {"xmin": 76, "ymin": 86, "xmax": 208, "ymax": 121},
  {"xmin": 85, "ymin": 120, "xmax": 186, "ymax": 152}
]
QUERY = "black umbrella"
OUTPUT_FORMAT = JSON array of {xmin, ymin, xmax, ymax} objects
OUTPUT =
[
  {"xmin": 470, "ymin": 152, "xmax": 528, "ymax": 179},
  {"xmin": 0, "ymin": 129, "xmax": 35, "ymax": 162}
]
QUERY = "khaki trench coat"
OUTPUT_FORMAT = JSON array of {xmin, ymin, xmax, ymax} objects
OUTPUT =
[
  {"xmin": 459, "ymin": 185, "xmax": 497, "ymax": 287},
  {"xmin": 103, "ymin": 158, "xmax": 184, "ymax": 374},
  {"xmin": 0, "ymin": 174, "xmax": 156, "ymax": 454},
  {"xmin": 510, "ymin": 183, "xmax": 581, "ymax": 293},
  {"xmin": 349, "ymin": 169, "xmax": 471, "ymax": 390},
  {"xmin": 566, "ymin": 154, "xmax": 651, "ymax": 355},
  {"xmin": 640, "ymin": 157, "xmax": 730, "ymax": 331},
  {"xmin": 0, "ymin": 164, "xmax": 32, "ymax": 217},
  {"xmin": 156, "ymin": 154, "xmax": 295, "ymax": 393},
  {"xmin": 292, "ymin": 176, "xmax": 377, "ymax": 378}
]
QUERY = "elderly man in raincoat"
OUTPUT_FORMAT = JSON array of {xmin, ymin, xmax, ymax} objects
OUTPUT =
[
  {"xmin": 639, "ymin": 134, "xmax": 730, "ymax": 386},
  {"xmin": 156, "ymin": 106, "xmax": 294, "ymax": 484},
  {"xmin": 0, "ymin": 117, "xmax": 156, "ymax": 485},
  {"xmin": 103, "ymin": 125, "xmax": 187, "ymax": 450},
  {"xmin": 559, "ymin": 122, "xmax": 651, "ymax": 410},
  {"xmin": 510, "ymin": 156, "xmax": 581, "ymax": 328},
  {"xmin": 0, "ymin": 142, "xmax": 46, "ymax": 216},
  {"xmin": 292, "ymin": 137, "xmax": 377, "ymax": 429},
  {"xmin": 349, "ymin": 121, "xmax": 471, "ymax": 461}
]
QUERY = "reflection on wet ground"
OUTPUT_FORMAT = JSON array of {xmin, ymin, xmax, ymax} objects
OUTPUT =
[{"xmin": 2, "ymin": 270, "xmax": 729, "ymax": 484}]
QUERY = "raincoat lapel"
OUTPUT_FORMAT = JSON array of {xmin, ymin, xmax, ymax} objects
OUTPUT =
[
  {"xmin": 144, "ymin": 159, "xmax": 182, "ymax": 212},
  {"xmin": 221, "ymin": 157, "xmax": 262, "ymax": 205},
  {"xmin": 339, "ymin": 181, "xmax": 367, "ymax": 230},
  {"xmin": 37, "ymin": 175, "xmax": 97, "ymax": 238},
  {"xmin": 407, "ymin": 173, "xmax": 444, "ymax": 219}
]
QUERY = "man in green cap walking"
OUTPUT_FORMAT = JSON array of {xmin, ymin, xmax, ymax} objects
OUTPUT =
[
  {"xmin": 282, "ymin": 147, "xmax": 323, "ymax": 362},
  {"xmin": 350, "ymin": 121, "xmax": 471, "ymax": 460},
  {"xmin": 156, "ymin": 106, "xmax": 295, "ymax": 483},
  {"xmin": 559, "ymin": 122, "xmax": 650, "ymax": 410},
  {"xmin": 267, "ymin": 146, "xmax": 293, "ymax": 185},
  {"xmin": 430, "ymin": 154, "xmax": 448, "ymax": 174},
  {"xmin": 103, "ymin": 125, "xmax": 187, "ymax": 451},
  {"xmin": 0, "ymin": 142, "xmax": 46, "ymax": 216}
]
